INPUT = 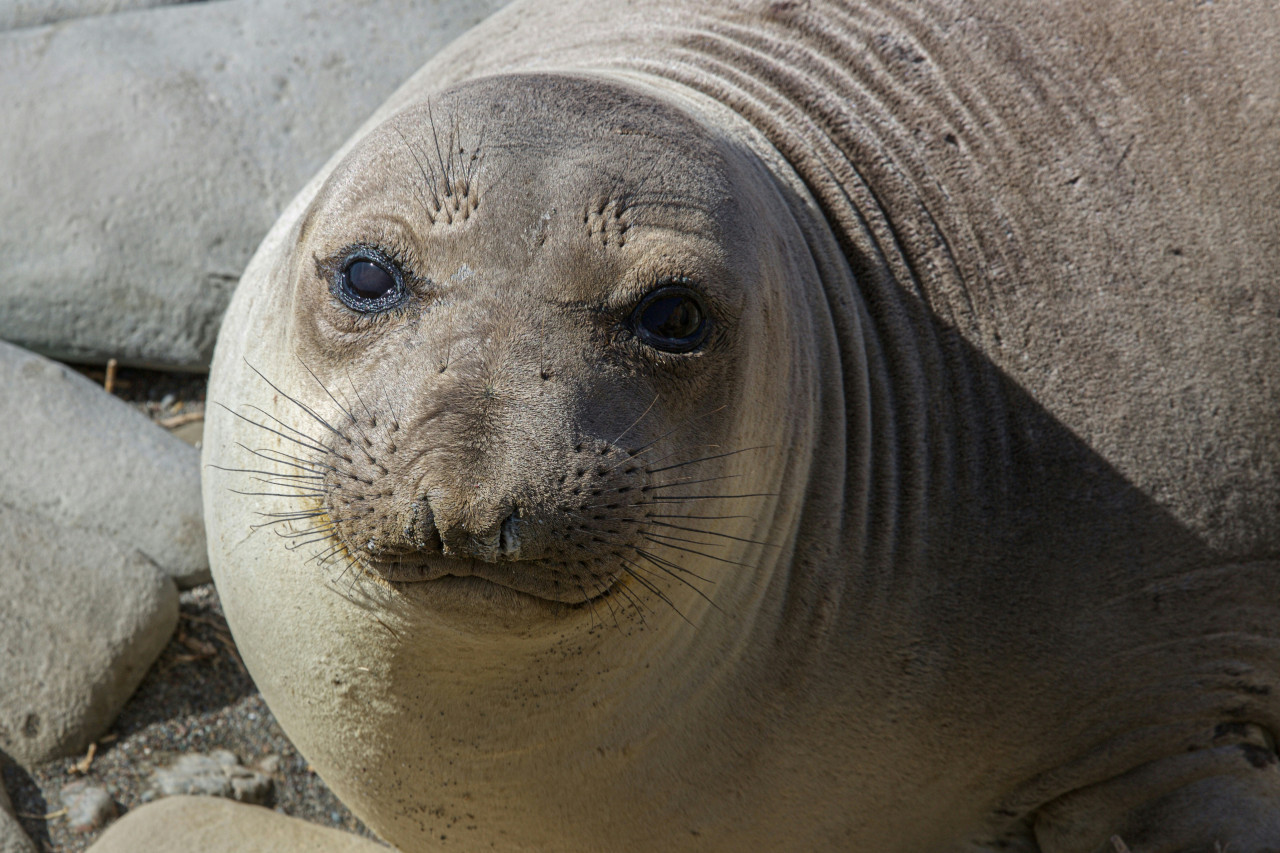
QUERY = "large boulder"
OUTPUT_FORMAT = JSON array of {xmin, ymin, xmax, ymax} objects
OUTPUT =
[
  {"xmin": 1, "ymin": 0, "xmax": 189, "ymax": 31},
  {"xmin": 0, "ymin": 505, "xmax": 178, "ymax": 766},
  {"xmin": 86, "ymin": 796, "xmax": 389, "ymax": 853},
  {"xmin": 0, "ymin": 0, "xmax": 509, "ymax": 370},
  {"xmin": 0, "ymin": 341, "xmax": 207, "ymax": 587}
]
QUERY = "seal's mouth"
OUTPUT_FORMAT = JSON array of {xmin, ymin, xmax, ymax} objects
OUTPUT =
[{"xmin": 346, "ymin": 549, "xmax": 624, "ymax": 605}]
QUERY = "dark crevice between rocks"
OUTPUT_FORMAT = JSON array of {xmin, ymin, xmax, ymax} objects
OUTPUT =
[
  {"xmin": 69, "ymin": 363, "xmax": 208, "ymax": 447},
  {"xmin": 3, "ymin": 757, "xmax": 51, "ymax": 850}
]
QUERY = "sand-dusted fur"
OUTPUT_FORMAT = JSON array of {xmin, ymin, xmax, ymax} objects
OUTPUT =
[{"xmin": 204, "ymin": 1, "xmax": 1280, "ymax": 850}]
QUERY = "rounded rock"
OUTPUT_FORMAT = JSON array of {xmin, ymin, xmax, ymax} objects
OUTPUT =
[
  {"xmin": 0, "ymin": 341, "xmax": 207, "ymax": 587},
  {"xmin": 61, "ymin": 781, "xmax": 117, "ymax": 834},
  {"xmin": 84, "ymin": 796, "xmax": 384, "ymax": 853},
  {"xmin": 0, "ymin": 505, "xmax": 177, "ymax": 765}
]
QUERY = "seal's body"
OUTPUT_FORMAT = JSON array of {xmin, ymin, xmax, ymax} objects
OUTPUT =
[{"xmin": 204, "ymin": 1, "xmax": 1280, "ymax": 850}]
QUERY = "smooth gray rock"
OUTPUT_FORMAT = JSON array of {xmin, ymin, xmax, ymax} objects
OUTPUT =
[
  {"xmin": 0, "ymin": 779, "xmax": 38, "ymax": 853},
  {"xmin": 61, "ymin": 780, "xmax": 117, "ymax": 833},
  {"xmin": 0, "ymin": 505, "xmax": 179, "ymax": 766},
  {"xmin": 0, "ymin": 341, "xmax": 207, "ymax": 586},
  {"xmin": 0, "ymin": 0, "xmax": 510, "ymax": 370},
  {"xmin": 148, "ymin": 751, "xmax": 273, "ymax": 805},
  {"xmin": 85, "ymin": 796, "xmax": 387, "ymax": 853},
  {"xmin": 0, "ymin": 0, "xmax": 189, "ymax": 31}
]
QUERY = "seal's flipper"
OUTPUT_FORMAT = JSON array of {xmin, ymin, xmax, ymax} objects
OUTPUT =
[{"xmin": 1035, "ymin": 725, "xmax": 1280, "ymax": 853}]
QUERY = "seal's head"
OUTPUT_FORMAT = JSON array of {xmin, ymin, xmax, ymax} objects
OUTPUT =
[
  {"xmin": 206, "ymin": 72, "xmax": 841, "ymax": 850},
  {"xmin": 266, "ymin": 73, "xmax": 826, "ymax": 616}
]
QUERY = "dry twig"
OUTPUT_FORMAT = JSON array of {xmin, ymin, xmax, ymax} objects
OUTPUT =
[
  {"xmin": 70, "ymin": 741, "xmax": 97, "ymax": 775},
  {"xmin": 103, "ymin": 359, "xmax": 118, "ymax": 395}
]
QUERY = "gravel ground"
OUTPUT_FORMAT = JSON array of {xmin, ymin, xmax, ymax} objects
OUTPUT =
[{"xmin": 2, "ymin": 366, "xmax": 382, "ymax": 851}]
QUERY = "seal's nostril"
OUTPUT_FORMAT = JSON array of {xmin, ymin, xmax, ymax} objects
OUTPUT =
[{"xmin": 499, "ymin": 510, "xmax": 521, "ymax": 558}]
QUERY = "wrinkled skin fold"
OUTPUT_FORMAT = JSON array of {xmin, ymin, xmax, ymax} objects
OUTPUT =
[{"xmin": 203, "ymin": 1, "xmax": 1280, "ymax": 850}]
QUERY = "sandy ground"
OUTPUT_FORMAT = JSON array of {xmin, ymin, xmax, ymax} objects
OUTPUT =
[{"xmin": 2, "ymin": 366, "xmax": 382, "ymax": 851}]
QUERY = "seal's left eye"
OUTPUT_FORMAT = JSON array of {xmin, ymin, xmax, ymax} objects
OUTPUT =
[{"xmin": 334, "ymin": 251, "xmax": 406, "ymax": 312}]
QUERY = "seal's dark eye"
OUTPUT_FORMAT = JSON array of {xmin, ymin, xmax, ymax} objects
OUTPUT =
[
  {"xmin": 333, "ymin": 250, "xmax": 406, "ymax": 313},
  {"xmin": 347, "ymin": 260, "xmax": 394, "ymax": 299},
  {"xmin": 632, "ymin": 285, "xmax": 708, "ymax": 353}
]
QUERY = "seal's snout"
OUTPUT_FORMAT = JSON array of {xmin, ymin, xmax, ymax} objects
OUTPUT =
[{"xmin": 312, "ymin": 392, "xmax": 656, "ymax": 600}]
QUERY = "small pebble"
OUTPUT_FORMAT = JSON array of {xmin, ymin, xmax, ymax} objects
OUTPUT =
[
  {"xmin": 256, "ymin": 754, "xmax": 282, "ymax": 775},
  {"xmin": 61, "ymin": 780, "xmax": 116, "ymax": 833},
  {"xmin": 210, "ymin": 749, "xmax": 238, "ymax": 768},
  {"xmin": 149, "ymin": 751, "xmax": 273, "ymax": 805}
]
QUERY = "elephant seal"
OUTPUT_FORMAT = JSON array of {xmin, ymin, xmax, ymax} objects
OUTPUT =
[{"xmin": 203, "ymin": 0, "xmax": 1280, "ymax": 849}]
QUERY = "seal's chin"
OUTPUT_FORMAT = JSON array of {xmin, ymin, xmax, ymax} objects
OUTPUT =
[{"xmin": 355, "ymin": 553, "xmax": 619, "ymax": 605}]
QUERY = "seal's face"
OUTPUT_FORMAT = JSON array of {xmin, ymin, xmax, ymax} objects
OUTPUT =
[
  {"xmin": 274, "ymin": 75, "xmax": 805, "ymax": 611},
  {"xmin": 209, "ymin": 72, "xmax": 835, "ymax": 851}
]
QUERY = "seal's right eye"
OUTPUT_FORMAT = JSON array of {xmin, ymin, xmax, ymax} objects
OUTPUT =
[
  {"xmin": 333, "ymin": 250, "xmax": 407, "ymax": 313},
  {"xmin": 347, "ymin": 260, "xmax": 394, "ymax": 299},
  {"xmin": 631, "ymin": 283, "xmax": 709, "ymax": 353}
]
